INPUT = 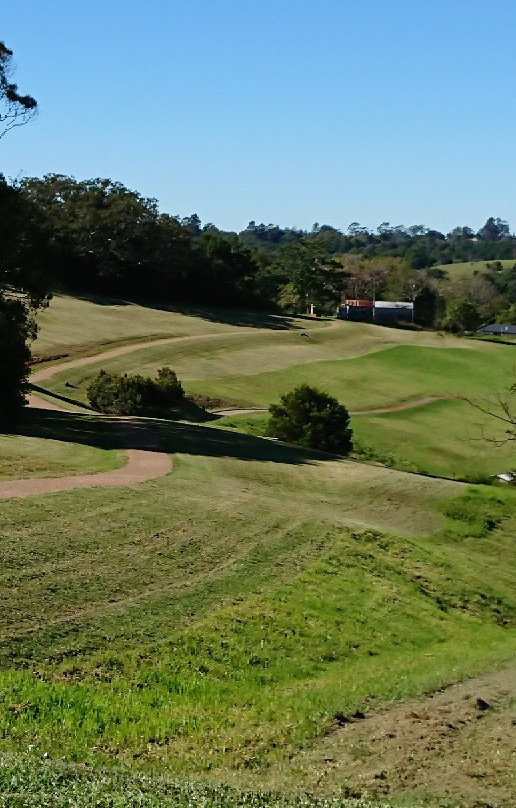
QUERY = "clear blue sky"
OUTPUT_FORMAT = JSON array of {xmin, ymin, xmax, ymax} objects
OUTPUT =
[{"xmin": 2, "ymin": 0, "xmax": 515, "ymax": 233}]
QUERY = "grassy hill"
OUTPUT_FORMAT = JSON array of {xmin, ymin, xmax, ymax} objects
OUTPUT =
[
  {"xmin": 33, "ymin": 295, "xmax": 514, "ymax": 481},
  {"xmin": 1, "ymin": 294, "xmax": 515, "ymax": 805},
  {"xmin": 0, "ymin": 417, "xmax": 514, "ymax": 799},
  {"xmin": 32, "ymin": 293, "xmax": 323, "ymax": 362}
]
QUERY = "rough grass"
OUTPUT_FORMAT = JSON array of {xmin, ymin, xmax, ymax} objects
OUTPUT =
[
  {"xmin": 0, "ymin": 417, "xmax": 514, "ymax": 781},
  {"xmin": 0, "ymin": 754, "xmax": 406, "ymax": 808}
]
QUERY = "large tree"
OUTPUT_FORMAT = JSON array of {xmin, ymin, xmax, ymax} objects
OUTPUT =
[
  {"xmin": 273, "ymin": 239, "xmax": 344, "ymax": 314},
  {"xmin": 0, "ymin": 45, "xmax": 42, "ymax": 425}
]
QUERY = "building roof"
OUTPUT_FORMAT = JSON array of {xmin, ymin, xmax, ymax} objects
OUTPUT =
[{"xmin": 478, "ymin": 323, "xmax": 516, "ymax": 335}]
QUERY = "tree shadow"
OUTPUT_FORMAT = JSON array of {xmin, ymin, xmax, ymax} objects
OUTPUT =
[
  {"xmin": 3, "ymin": 408, "xmax": 126, "ymax": 450},
  {"xmin": 4, "ymin": 408, "xmax": 332, "ymax": 466},
  {"xmin": 30, "ymin": 384, "xmax": 94, "ymax": 411},
  {"xmin": 55, "ymin": 289, "xmax": 327, "ymax": 331}
]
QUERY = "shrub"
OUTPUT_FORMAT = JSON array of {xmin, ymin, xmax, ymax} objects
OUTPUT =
[
  {"xmin": 87, "ymin": 367, "xmax": 184, "ymax": 415},
  {"xmin": 268, "ymin": 384, "xmax": 353, "ymax": 454}
]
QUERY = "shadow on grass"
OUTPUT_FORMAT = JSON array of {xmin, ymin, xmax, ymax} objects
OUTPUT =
[{"xmin": 3, "ymin": 408, "xmax": 330, "ymax": 466}]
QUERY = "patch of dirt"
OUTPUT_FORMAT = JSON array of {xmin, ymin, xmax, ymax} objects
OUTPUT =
[{"xmin": 271, "ymin": 665, "xmax": 516, "ymax": 807}]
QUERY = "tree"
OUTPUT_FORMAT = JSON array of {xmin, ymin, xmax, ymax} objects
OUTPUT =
[
  {"xmin": 274, "ymin": 239, "xmax": 344, "ymax": 314},
  {"xmin": 0, "ymin": 47, "xmax": 41, "ymax": 425},
  {"xmin": 477, "ymin": 217, "xmax": 510, "ymax": 242},
  {"xmin": 463, "ymin": 379, "xmax": 515, "ymax": 445},
  {"xmin": 87, "ymin": 367, "xmax": 184, "ymax": 415},
  {"xmin": 0, "ymin": 42, "xmax": 37, "ymax": 139},
  {"xmin": 442, "ymin": 299, "xmax": 481, "ymax": 333},
  {"xmin": 268, "ymin": 385, "xmax": 353, "ymax": 454},
  {"xmin": 0, "ymin": 297, "xmax": 35, "ymax": 420}
]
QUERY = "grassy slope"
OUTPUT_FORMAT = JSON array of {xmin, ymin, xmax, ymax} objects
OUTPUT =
[
  {"xmin": 435, "ymin": 258, "xmax": 514, "ymax": 280},
  {"xmin": 0, "ymin": 418, "xmax": 514, "ymax": 786},
  {"xmin": 39, "ymin": 322, "xmax": 506, "ymax": 408}
]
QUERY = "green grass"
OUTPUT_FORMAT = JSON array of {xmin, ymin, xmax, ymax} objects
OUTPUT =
[
  {"xmin": 0, "ymin": 417, "xmax": 514, "ymax": 781},
  {"xmin": 434, "ymin": 259, "xmax": 515, "ymax": 281},
  {"xmin": 184, "ymin": 345, "xmax": 513, "ymax": 410},
  {"xmin": 6, "ymin": 295, "xmax": 515, "ymax": 802},
  {"xmin": 0, "ymin": 753, "xmax": 415, "ymax": 808},
  {"xmin": 0, "ymin": 410, "xmax": 124, "ymax": 480},
  {"xmin": 352, "ymin": 398, "xmax": 515, "ymax": 480}
]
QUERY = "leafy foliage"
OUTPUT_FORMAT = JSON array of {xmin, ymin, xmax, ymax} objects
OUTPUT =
[
  {"xmin": 0, "ymin": 298, "xmax": 34, "ymax": 423},
  {"xmin": 442, "ymin": 299, "xmax": 481, "ymax": 333},
  {"xmin": 87, "ymin": 367, "xmax": 184, "ymax": 415},
  {"xmin": 269, "ymin": 384, "xmax": 353, "ymax": 454}
]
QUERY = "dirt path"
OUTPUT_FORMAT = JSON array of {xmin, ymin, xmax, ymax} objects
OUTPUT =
[
  {"xmin": 211, "ymin": 395, "xmax": 457, "ymax": 419},
  {"xmin": 264, "ymin": 665, "xmax": 516, "ymax": 806}
]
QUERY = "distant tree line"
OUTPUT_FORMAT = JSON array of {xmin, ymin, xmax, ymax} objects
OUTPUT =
[{"xmin": 2, "ymin": 172, "xmax": 516, "ymax": 325}]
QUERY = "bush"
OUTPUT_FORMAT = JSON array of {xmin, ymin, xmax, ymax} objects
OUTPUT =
[
  {"xmin": 87, "ymin": 367, "xmax": 184, "ymax": 415},
  {"xmin": 268, "ymin": 384, "xmax": 353, "ymax": 454}
]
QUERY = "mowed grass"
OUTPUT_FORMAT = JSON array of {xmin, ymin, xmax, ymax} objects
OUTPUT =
[
  {"xmin": 0, "ymin": 416, "xmax": 514, "ymax": 781},
  {"xmin": 32, "ymin": 293, "xmax": 324, "ymax": 361},
  {"xmin": 0, "ymin": 409, "xmax": 124, "ymax": 480},
  {"xmin": 182, "ymin": 344, "xmax": 513, "ymax": 410},
  {"xmin": 435, "ymin": 258, "xmax": 515, "ymax": 281}
]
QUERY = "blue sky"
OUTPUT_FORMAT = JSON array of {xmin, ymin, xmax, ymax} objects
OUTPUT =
[{"xmin": 2, "ymin": 0, "xmax": 515, "ymax": 233}]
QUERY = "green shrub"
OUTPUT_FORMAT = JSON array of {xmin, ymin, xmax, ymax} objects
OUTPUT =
[
  {"xmin": 87, "ymin": 367, "xmax": 184, "ymax": 415},
  {"xmin": 268, "ymin": 384, "xmax": 352, "ymax": 454}
]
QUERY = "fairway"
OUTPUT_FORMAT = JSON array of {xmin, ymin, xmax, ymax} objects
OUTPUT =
[{"xmin": 28, "ymin": 295, "xmax": 516, "ymax": 483}]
